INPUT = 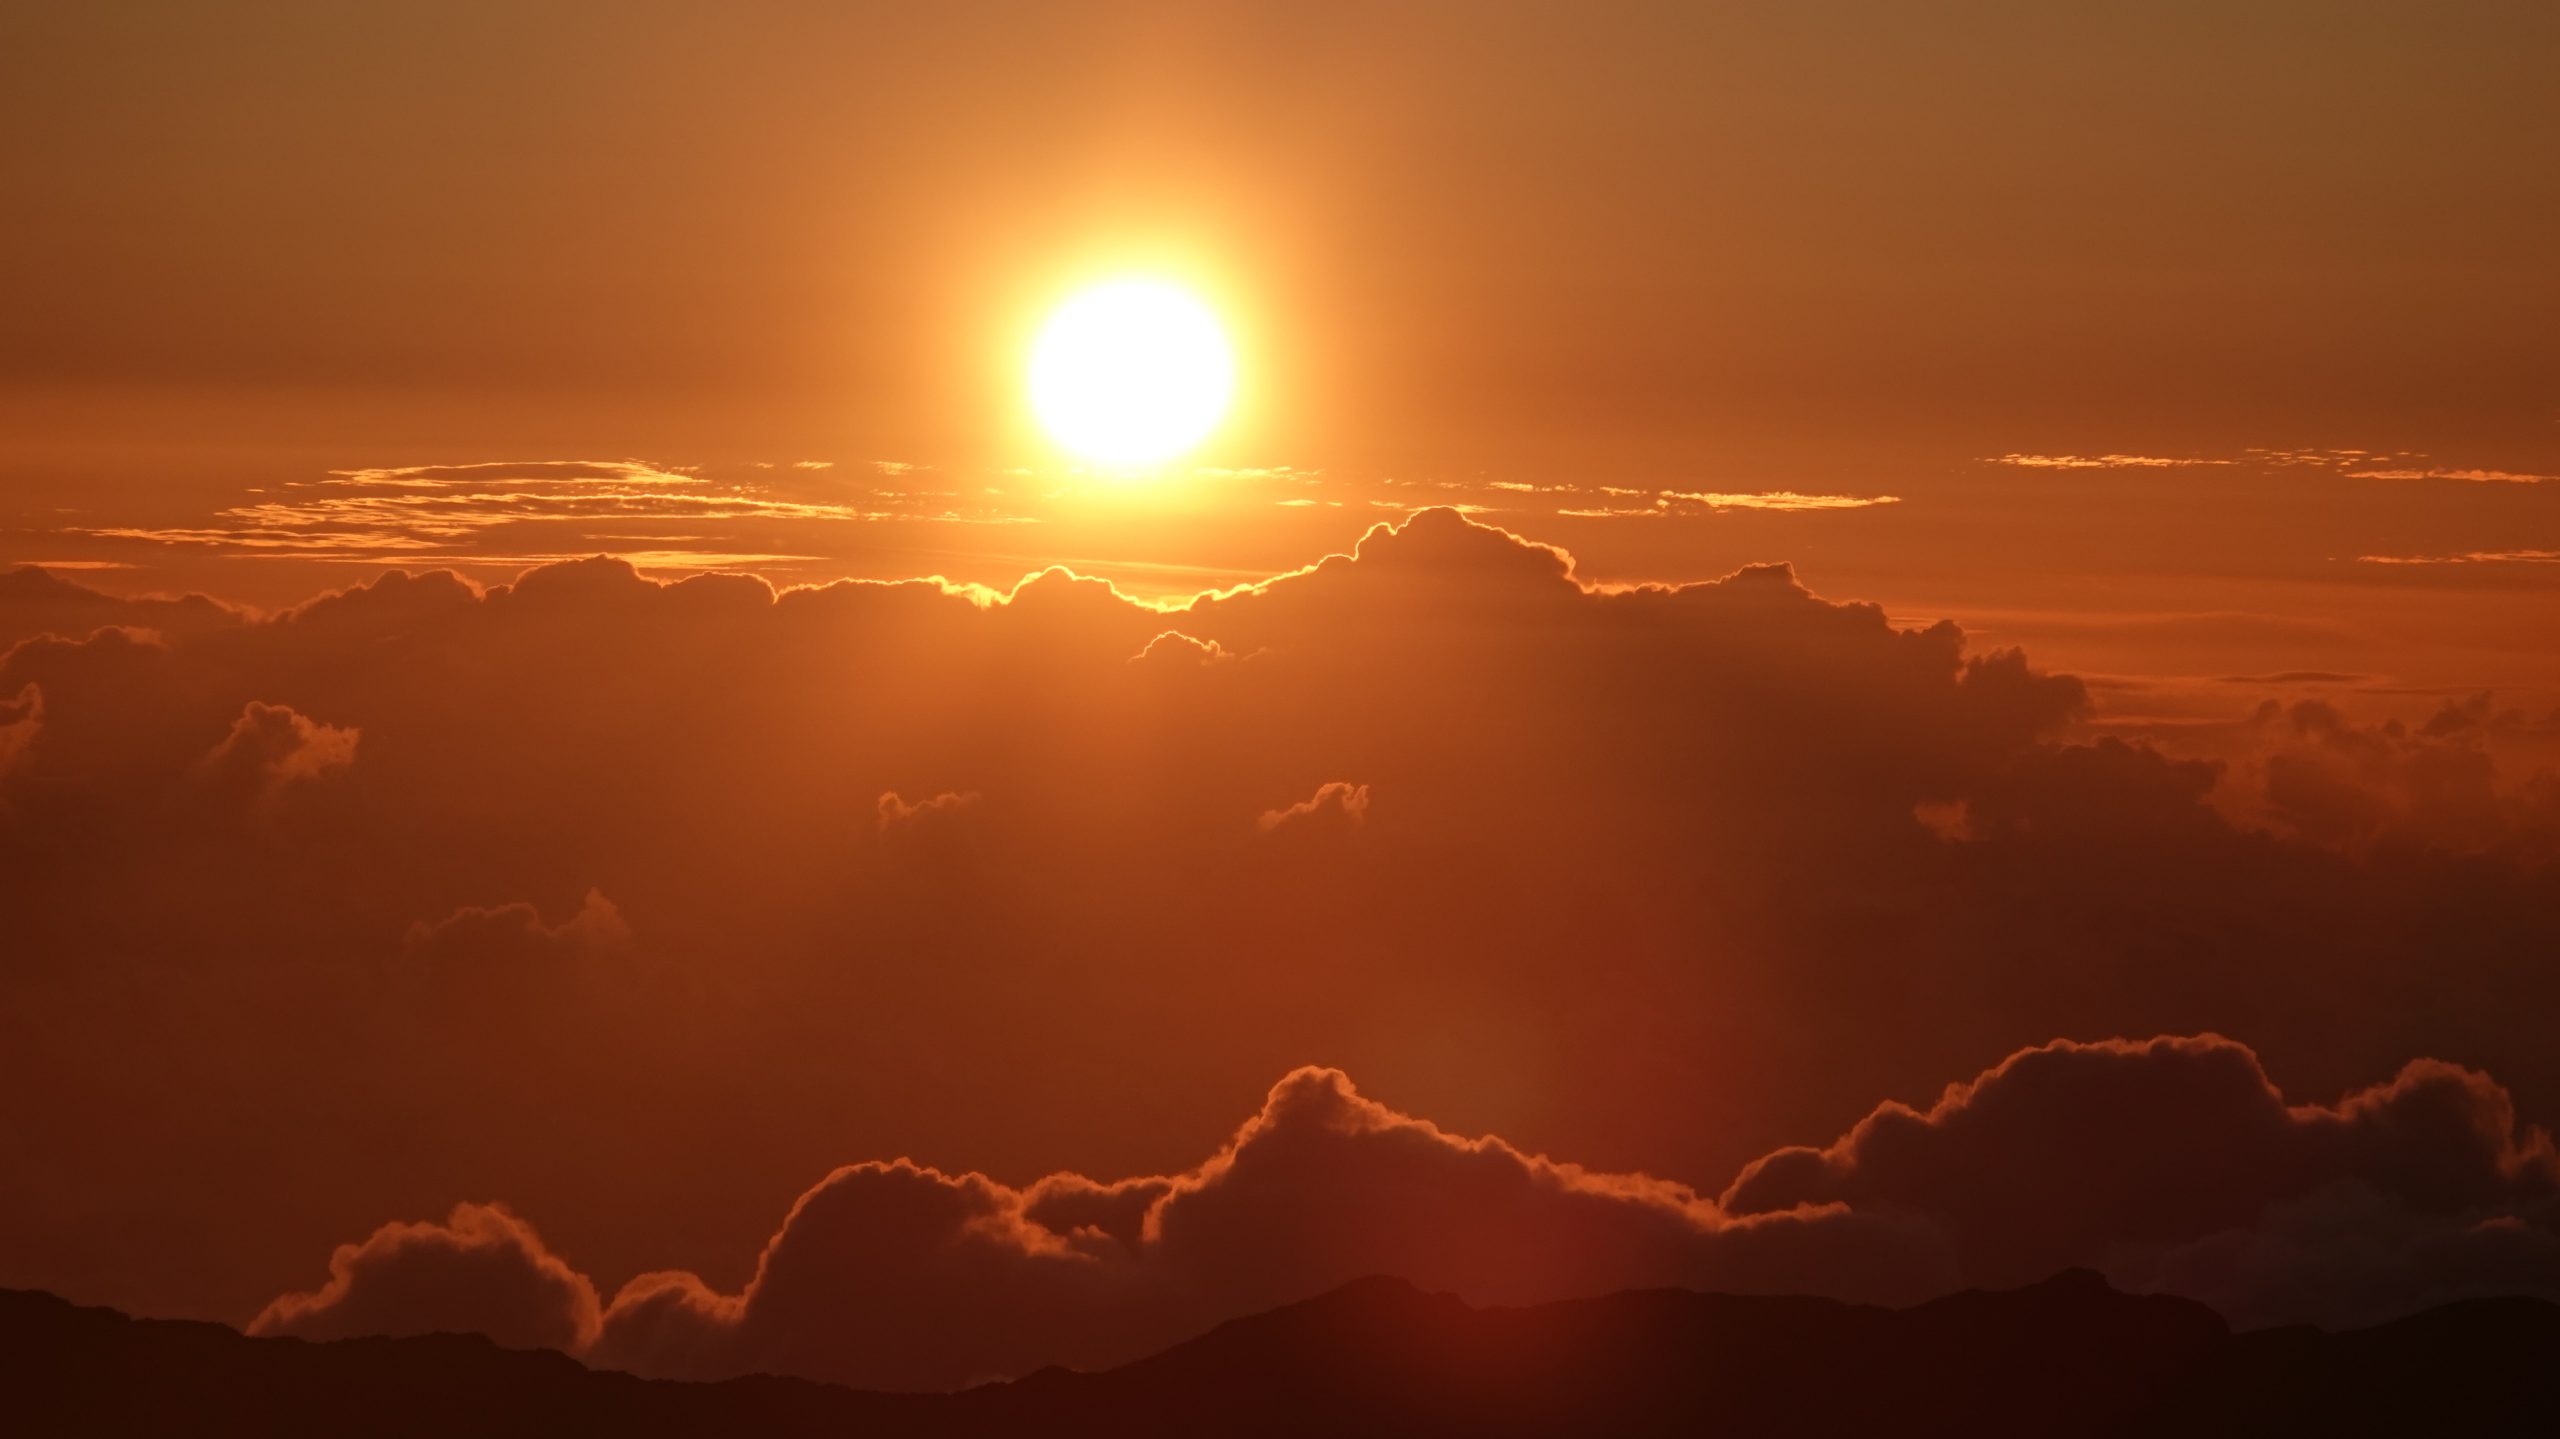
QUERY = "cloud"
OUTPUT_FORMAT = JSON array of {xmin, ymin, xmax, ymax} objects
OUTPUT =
[
  {"xmin": 1987, "ymin": 454, "xmax": 2231, "ymax": 470},
  {"xmin": 877, "ymin": 789, "xmax": 981, "ymax": 832},
  {"xmin": 1, "ymin": 566, "xmax": 244, "ymax": 650},
  {"xmin": 1451, "ymin": 481, "xmax": 1901, "ymax": 518},
  {"xmin": 0, "ymin": 682, "xmax": 39, "ymax": 779},
  {"xmin": 2347, "ymin": 468, "xmax": 2555, "ymax": 485},
  {"xmin": 582, "ymin": 1064, "xmax": 1948, "ymax": 1390},
  {"xmin": 249, "ymin": 1203, "xmax": 601, "ymax": 1353},
  {"xmin": 2357, "ymin": 550, "xmax": 2560, "ymax": 567},
  {"xmin": 197, "ymin": 701, "xmax": 357, "ymax": 800},
  {"xmin": 1129, "ymin": 630, "xmax": 1237, "ymax": 667},
  {"xmin": 2205, "ymin": 698, "xmax": 2560, "ymax": 858},
  {"xmin": 1257, "ymin": 781, "xmax": 1371, "ymax": 833},
  {"xmin": 2115, "ymin": 1182, "xmax": 2560, "ymax": 1331},
  {"xmin": 92, "ymin": 461, "xmax": 867, "ymax": 559},
  {"xmin": 1657, "ymin": 490, "xmax": 1901, "ymax": 511},
  {"xmin": 257, "ymin": 1035, "xmax": 2559, "ymax": 1390},
  {"xmin": 322, "ymin": 460, "xmax": 701, "ymax": 489},
  {"xmin": 1721, "ymin": 1035, "xmax": 2557, "ymax": 1317},
  {"xmin": 2243, "ymin": 448, "xmax": 2386, "ymax": 467},
  {"xmin": 1984, "ymin": 449, "xmax": 2553, "ymax": 487},
  {"xmin": 402, "ymin": 890, "xmax": 630, "ymax": 971},
  {"xmin": 5, "ymin": 507, "xmax": 2558, "ymax": 1341},
  {"xmin": 68, "ymin": 458, "xmax": 1038, "ymax": 570}
]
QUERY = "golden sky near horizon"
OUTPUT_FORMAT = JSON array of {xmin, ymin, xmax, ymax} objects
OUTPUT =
[{"xmin": 3, "ymin": 0, "xmax": 2556, "ymax": 708}]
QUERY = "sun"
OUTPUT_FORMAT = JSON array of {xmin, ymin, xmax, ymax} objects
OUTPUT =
[{"xmin": 1029, "ymin": 278, "xmax": 1235, "ymax": 466}]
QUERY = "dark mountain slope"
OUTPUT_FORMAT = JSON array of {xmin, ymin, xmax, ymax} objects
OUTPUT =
[{"xmin": 6, "ymin": 1271, "xmax": 2554, "ymax": 1436}]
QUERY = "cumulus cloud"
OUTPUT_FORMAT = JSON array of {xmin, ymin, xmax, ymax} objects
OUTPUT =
[
  {"xmin": 1129, "ymin": 630, "xmax": 1236, "ymax": 667},
  {"xmin": 876, "ymin": 789, "xmax": 981, "ymax": 831},
  {"xmin": 2116, "ymin": 1183, "xmax": 2560, "ymax": 1331},
  {"xmin": 249, "ymin": 1203, "xmax": 601, "ymax": 1353},
  {"xmin": 198, "ymin": 701, "xmax": 358, "ymax": 797},
  {"xmin": 402, "ymin": 890, "xmax": 630, "ymax": 971},
  {"xmin": 1721, "ymin": 1036, "xmax": 2557, "ymax": 1311},
  {"xmin": 5, "ymin": 507, "xmax": 2558, "ymax": 1339},
  {"xmin": 259, "ymin": 1036, "xmax": 2558, "ymax": 1391},
  {"xmin": 2208, "ymin": 697, "xmax": 2560, "ymax": 859},
  {"xmin": 0, "ymin": 566, "xmax": 243, "ymax": 650},
  {"xmin": 1257, "ymin": 781, "xmax": 1371, "ymax": 834},
  {"xmin": 571, "ymin": 1065, "xmax": 1947, "ymax": 1390}
]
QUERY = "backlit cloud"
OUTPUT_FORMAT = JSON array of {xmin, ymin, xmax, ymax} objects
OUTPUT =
[
  {"xmin": 1257, "ymin": 780, "xmax": 1372, "ymax": 833},
  {"xmin": 2347, "ymin": 468, "xmax": 2555, "ymax": 485},
  {"xmin": 1988, "ymin": 454, "xmax": 2231, "ymax": 470},
  {"xmin": 4, "ymin": 509, "xmax": 2556, "ymax": 1353},
  {"xmin": 71, "ymin": 458, "xmax": 1040, "ymax": 570},
  {"xmin": 258, "ymin": 1036, "xmax": 2559, "ymax": 1389},
  {"xmin": 1657, "ymin": 490, "xmax": 1901, "ymax": 511},
  {"xmin": 2358, "ymin": 550, "xmax": 2560, "ymax": 567},
  {"xmin": 251, "ymin": 1204, "xmax": 601, "ymax": 1354},
  {"xmin": 1988, "ymin": 448, "xmax": 2552, "ymax": 486}
]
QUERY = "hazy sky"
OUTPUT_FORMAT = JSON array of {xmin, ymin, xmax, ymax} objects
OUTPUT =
[
  {"xmin": 5, "ymin": 2, "xmax": 2553, "ymax": 699},
  {"xmin": 4, "ymin": 2, "xmax": 2560, "ymax": 1391}
]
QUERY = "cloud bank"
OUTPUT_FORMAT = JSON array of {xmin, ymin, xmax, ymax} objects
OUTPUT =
[
  {"xmin": 255, "ymin": 1035, "xmax": 2559, "ymax": 1391},
  {"xmin": 3, "ymin": 509, "xmax": 2555, "ymax": 1350}
]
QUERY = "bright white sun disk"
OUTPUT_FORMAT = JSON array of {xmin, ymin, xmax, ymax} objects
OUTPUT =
[{"xmin": 1030, "ymin": 280, "xmax": 1235, "ymax": 466}]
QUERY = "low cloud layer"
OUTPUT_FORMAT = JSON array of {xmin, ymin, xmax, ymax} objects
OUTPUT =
[
  {"xmin": 3, "ymin": 509, "xmax": 2555, "ymax": 1345},
  {"xmin": 254, "ymin": 1034, "xmax": 2560, "ymax": 1391}
]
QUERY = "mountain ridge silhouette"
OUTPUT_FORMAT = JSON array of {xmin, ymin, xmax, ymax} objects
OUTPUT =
[{"xmin": 8, "ymin": 1269, "xmax": 2555, "ymax": 1436}]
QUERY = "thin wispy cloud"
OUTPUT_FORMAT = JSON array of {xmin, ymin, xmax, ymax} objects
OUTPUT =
[
  {"xmin": 74, "ymin": 459, "xmax": 1040, "ymax": 566},
  {"xmin": 2346, "ymin": 468, "xmax": 2556, "ymax": 485},
  {"xmin": 1990, "ymin": 447, "xmax": 2552, "ymax": 483},
  {"xmin": 321, "ymin": 460, "xmax": 699, "ymax": 489},
  {"xmin": 2240, "ymin": 447, "xmax": 2389, "ymax": 467},
  {"xmin": 1549, "ymin": 488, "xmax": 1897, "ymax": 518},
  {"xmin": 2357, "ymin": 550, "xmax": 2560, "ymax": 567},
  {"xmin": 420, "ymin": 550, "xmax": 830, "ymax": 573},
  {"xmin": 1659, "ymin": 490, "xmax": 1901, "ymax": 511},
  {"xmin": 2214, "ymin": 671, "xmax": 2370, "ymax": 686},
  {"xmin": 1988, "ymin": 453, "xmax": 2231, "ymax": 470}
]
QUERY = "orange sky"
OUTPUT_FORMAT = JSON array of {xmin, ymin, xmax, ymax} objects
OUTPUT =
[
  {"xmin": 4, "ymin": 1, "xmax": 2554, "ymax": 723},
  {"xmin": 4, "ymin": 0, "xmax": 2559, "ymax": 1392}
]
